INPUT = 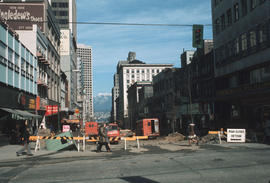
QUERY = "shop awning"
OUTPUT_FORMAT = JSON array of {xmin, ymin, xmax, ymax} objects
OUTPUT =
[{"xmin": 0, "ymin": 107, "xmax": 42, "ymax": 120}]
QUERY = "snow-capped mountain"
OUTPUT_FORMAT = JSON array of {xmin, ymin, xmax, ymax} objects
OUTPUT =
[{"xmin": 93, "ymin": 93, "xmax": 112, "ymax": 112}]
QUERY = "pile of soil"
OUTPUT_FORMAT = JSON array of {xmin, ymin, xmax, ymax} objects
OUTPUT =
[
  {"xmin": 200, "ymin": 134, "xmax": 227, "ymax": 144},
  {"xmin": 159, "ymin": 132, "xmax": 186, "ymax": 142}
]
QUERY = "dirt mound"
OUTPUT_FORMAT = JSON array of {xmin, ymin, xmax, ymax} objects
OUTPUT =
[
  {"xmin": 200, "ymin": 134, "xmax": 227, "ymax": 144},
  {"xmin": 159, "ymin": 132, "xmax": 186, "ymax": 142}
]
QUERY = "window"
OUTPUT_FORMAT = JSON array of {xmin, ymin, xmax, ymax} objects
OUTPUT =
[
  {"xmin": 8, "ymin": 48, "xmax": 13, "ymax": 62},
  {"xmin": 131, "ymin": 69, "xmax": 134, "ymax": 73},
  {"xmin": 241, "ymin": 0, "xmax": 248, "ymax": 16},
  {"xmin": 126, "ymin": 69, "xmax": 129, "ymax": 73},
  {"xmin": 227, "ymin": 9, "xmax": 232, "ymax": 26},
  {"xmin": 127, "ymin": 80, "xmax": 130, "ymax": 83},
  {"xmin": 215, "ymin": 18, "xmax": 220, "ymax": 34},
  {"xmin": 52, "ymin": 3, "xmax": 57, "ymax": 7},
  {"xmin": 21, "ymin": 59, "xmax": 25, "ymax": 70},
  {"xmin": 15, "ymin": 54, "xmax": 19, "ymax": 65},
  {"xmin": 258, "ymin": 24, "xmax": 267, "ymax": 43},
  {"xmin": 234, "ymin": 3, "xmax": 239, "ymax": 22},
  {"xmin": 0, "ymin": 42, "xmax": 6, "ymax": 57},
  {"xmin": 221, "ymin": 14, "xmax": 226, "ymax": 30},
  {"xmin": 250, "ymin": 0, "xmax": 257, "ymax": 10},
  {"xmin": 234, "ymin": 38, "xmax": 240, "ymax": 55},
  {"xmin": 241, "ymin": 33, "xmax": 247, "ymax": 51},
  {"xmin": 60, "ymin": 11, "xmax": 68, "ymax": 16},
  {"xmin": 137, "ymin": 70, "xmax": 140, "ymax": 73},
  {"xmin": 249, "ymin": 31, "xmax": 257, "ymax": 47}
]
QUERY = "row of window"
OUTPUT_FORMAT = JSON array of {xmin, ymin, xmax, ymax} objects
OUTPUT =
[
  {"xmin": 215, "ymin": 21, "xmax": 269, "ymax": 65},
  {"xmin": 53, "ymin": 11, "xmax": 68, "ymax": 16},
  {"xmin": 52, "ymin": 2, "xmax": 69, "ymax": 8},
  {"xmin": 214, "ymin": 0, "xmax": 266, "ymax": 35},
  {"xmin": 125, "ymin": 69, "xmax": 161, "ymax": 74}
]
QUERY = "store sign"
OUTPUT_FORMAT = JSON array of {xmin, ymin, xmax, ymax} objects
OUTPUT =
[
  {"xmin": 29, "ymin": 99, "xmax": 36, "ymax": 110},
  {"xmin": 45, "ymin": 105, "xmax": 59, "ymax": 116},
  {"xmin": 0, "ymin": 4, "xmax": 44, "ymax": 31},
  {"xmin": 227, "ymin": 129, "xmax": 246, "ymax": 143},
  {"xmin": 62, "ymin": 125, "xmax": 70, "ymax": 132}
]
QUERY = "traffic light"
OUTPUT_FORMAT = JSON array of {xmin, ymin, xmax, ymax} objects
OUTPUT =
[{"xmin": 192, "ymin": 24, "xmax": 204, "ymax": 48}]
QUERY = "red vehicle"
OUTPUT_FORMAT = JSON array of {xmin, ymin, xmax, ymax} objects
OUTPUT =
[
  {"xmin": 107, "ymin": 123, "xmax": 120, "ymax": 143},
  {"xmin": 85, "ymin": 121, "xmax": 98, "ymax": 137},
  {"xmin": 136, "ymin": 118, "xmax": 160, "ymax": 137}
]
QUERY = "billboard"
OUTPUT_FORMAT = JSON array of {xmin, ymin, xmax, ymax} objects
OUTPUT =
[{"xmin": 0, "ymin": 3, "xmax": 44, "ymax": 31}]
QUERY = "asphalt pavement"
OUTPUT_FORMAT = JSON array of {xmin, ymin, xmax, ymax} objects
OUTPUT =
[{"xmin": 0, "ymin": 139, "xmax": 270, "ymax": 183}]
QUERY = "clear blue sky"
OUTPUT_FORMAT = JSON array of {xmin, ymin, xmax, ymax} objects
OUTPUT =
[{"xmin": 77, "ymin": 0, "xmax": 213, "ymax": 96}]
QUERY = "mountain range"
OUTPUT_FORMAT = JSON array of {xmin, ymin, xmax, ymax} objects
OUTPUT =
[{"xmin": 93, "ymin": 93, "xmax": 112, "ymax": 112}]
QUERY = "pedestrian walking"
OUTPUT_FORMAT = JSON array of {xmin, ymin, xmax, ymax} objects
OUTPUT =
[
  {"xmin": 97, "ymin": 123, "xmax": 111, "ymax": 152},
  {"xmin": 16, "ymin": 127, "xmax": 33, "ymax": 156}
]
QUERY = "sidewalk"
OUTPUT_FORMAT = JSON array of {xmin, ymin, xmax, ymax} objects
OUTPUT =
[{"xmin": 0, "ymin": 141, "xmax": 116, "ymax": 162}]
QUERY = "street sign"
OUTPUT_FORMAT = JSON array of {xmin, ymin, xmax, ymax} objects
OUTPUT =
[{"xmin": 227, "ymin": 129, "xmax": 246, "ymax": 143}]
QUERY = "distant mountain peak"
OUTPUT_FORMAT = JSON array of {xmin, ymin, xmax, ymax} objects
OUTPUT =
[{"xmin": 94, "ymin": 94, "xmax": 112, "ymax": 112}]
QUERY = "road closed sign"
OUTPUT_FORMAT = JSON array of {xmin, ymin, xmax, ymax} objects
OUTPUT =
[{"xmin": 227, "ymin": 129, "xmax": 246, "ymax": 143}]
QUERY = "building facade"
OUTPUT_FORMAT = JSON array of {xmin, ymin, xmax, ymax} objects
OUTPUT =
[
  {"xmin": 1, "ymin": 0, "xmax": 62, "ymax": 132},
  {"xmin": 212, "ymin": 0, "xmax": 270, "ymax": 131},
  {"xmin": 0, "ymin": 20, "xmax": 39, "ymax": 136},
  {"xmin": 115, "ymin": 52, "xmax": 173, "ymax": 128},
  {"xmin": 60, "ymin": 29, "xmax": 77, "ymax": 110},
  {"xmin": 111, "ymin": 74, "xmax": 119, "ymax": 122},
  {"xmin": 127, "ymin": 81, "xmax": 152, "ymax": 130},
  {"xmin": 77, "ymin": 44, "xmax": 93, "ymax": 120},
  {"xmin": 49, "ymin": 0, "xmax": 77, "ymax": 41},
  {"xmin": 181, "ymin": 50, "xmax": 194, "ymax": 68}
]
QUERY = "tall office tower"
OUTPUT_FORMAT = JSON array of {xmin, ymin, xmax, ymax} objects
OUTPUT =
[
  {"xmin": 49, "ymin": 0, "xmax": 77, "ymax": 40},
  {"xmin": 111, "ymin": 74, "xmax": 119, "ymax": 122},
  {"xmin": 77, "ymin": 44, "xmax": 93, "ymax": 120},
  {"xmin": 49, "ymin": 0, "xmax": 78, "ymax": 111}
]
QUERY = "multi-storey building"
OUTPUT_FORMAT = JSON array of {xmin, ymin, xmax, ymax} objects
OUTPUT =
[
  {"xmin": 127, "ymin": 81, "xmax": 152, "ymax": 130},
  {"xmin": 59, "ymin": 29, "xmax": 77, "ymax": 110},
  {"xmin": 111, "ymin": 74, "xmax": 119, "ymax": 122},
  {"xmin": 0, "ymin": 20, "xmax": 39, "ymax": 136},
  {"xmin": 77, "ymin": 44, "xmax": 93, "ymax": 120},
  {"xmin": 180, "ymin": 50, "xmax": 194, "ymax": 68},
  {"xmin": 212, "ymin": 0, "xmax": 270, "ymax": 131},
  {"xmin": 115, "ymin": 52, "xmax": 173, "ymax": 128},
  {"xmin": 0, "ymin": 0, "xmax": 62, "ymax": 131},
  {"xmin": 49, "ymin": 0, "xmax": 77, "ymax": 41}
]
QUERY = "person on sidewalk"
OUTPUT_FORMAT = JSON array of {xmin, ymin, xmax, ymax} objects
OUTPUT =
[
  {"xmin": 16, "ymin": 127, "xmax": 33, "ymax": 156},
  {"xmin": 97, "ymin": 123, "xmax": 111, "ymax": 152}
]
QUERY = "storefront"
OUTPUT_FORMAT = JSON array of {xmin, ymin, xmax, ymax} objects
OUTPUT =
[{"xmin": 0, "ymin": 85, "xmax": 41, "ymax": 144}]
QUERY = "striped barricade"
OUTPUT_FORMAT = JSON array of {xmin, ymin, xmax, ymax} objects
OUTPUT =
[
  {"xmin": 121, "ymin": 136, "xmax": 148, "ymax": 150},
  {"xmin": 31, "ymin": 136, "xmax": 86, "ymax": 152}
]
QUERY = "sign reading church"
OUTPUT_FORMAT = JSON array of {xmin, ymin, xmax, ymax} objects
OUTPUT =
[{"xmin": 0, "ymin": 3, "xmax": 44, "ymax": 31}]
